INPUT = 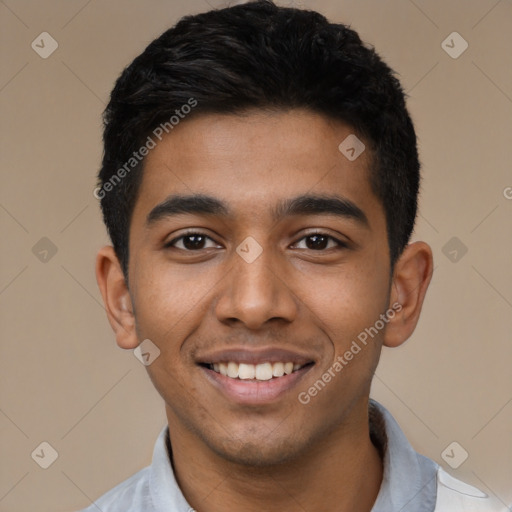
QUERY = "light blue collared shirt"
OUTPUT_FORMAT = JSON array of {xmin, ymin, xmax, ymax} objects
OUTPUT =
[{"xmin": 77, "ymin": 400, "xmax": 442, "ymax": 511}]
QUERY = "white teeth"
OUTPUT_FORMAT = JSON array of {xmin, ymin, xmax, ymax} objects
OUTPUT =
[
  {"xmin": 209, "ymin": 361, "xmax": 306, "ymax": 380},
  {"xmin": 255, "ymin": 362, "xmax": 273, "ymax": 380},
  {"xmin": 227, "ymin": 361, "xmax": 239, "ymax": 378},
  {"xmin": 238, "ymin": 363, "xmax": 255, "ymax": 380},
  {"xmin": 272, "ymin": 362, "xmax": 284, "ymax": 377}
]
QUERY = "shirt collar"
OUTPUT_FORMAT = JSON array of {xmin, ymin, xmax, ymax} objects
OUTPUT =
[
  {"xmin": 369, "ymin": 399, "xmax": 438, "ymax": 511},
  {"xmin": 149, "ymin": 424, "xmax": 191, "ymax": 511}
]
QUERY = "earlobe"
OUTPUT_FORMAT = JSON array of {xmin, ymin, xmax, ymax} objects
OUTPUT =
[
  {"xmin": 95, "ymin": 246, "xmax": 139, "ymax": 350},
  {"xmin": 383, "ymin": 241, "xmax": 433, "ymax": 348}
]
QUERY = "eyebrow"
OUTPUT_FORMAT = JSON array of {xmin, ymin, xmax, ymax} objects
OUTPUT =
[{"xmin": 146, "ymin": 193, "xmax": 369, "ymax": 227}]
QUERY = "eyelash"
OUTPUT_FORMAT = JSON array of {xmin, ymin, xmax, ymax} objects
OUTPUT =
[{"xmin": 165, "ymin": 231, "xmax": 347, "ymax": 251}]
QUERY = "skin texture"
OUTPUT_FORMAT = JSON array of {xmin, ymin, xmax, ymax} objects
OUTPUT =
[{"xmin": 96, "ymin": 109, "xmax": 433, "ymax": 512}]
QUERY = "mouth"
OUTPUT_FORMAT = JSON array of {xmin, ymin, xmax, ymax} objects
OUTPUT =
[
  {"xmin": 196, "ymin": 349, "xmax": 316, "ymax": 404},
  {"xmin": 200, "ymin": 361, "xmax": 314, "ymax": 381}
]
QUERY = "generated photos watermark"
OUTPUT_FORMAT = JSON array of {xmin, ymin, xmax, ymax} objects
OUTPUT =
[
  {"xmin": 93, "ymin": 97, "xmax": 198, "ymax": 200},
  {"xmin": 298, "ymin": 302, "xmax": 403, "ymax": 405}
]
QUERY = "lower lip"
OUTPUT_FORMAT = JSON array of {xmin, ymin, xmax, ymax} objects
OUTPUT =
[{"xmin": 200, "ymin": 365, "xmax": 314, "ymax": 405}]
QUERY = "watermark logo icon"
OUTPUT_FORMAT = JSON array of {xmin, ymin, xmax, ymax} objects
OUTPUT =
[
  {"xmin": 32, "ymin": 237, "xmax": 58, "ymax": 263},
  {"xmin": 236, "ymin": 236, "xmax": 263, "ymax": 264},
  {"xmin": 134, "ymin": 339, "xmax": 161, "ymax": 366},
  {"xmin": 31, "ymin": 441, "xmax": 58, "ymax": 469},
  {"xmin": 31, "ymin": 32, "xmax": 58, "ymax": 59},
  {"xmin": 441, "ymin": 32, "xmax": 468, "ymax": 59},
  {"xmin": 338, "ymin": 134, "xmax": 365, "ymax": 161},
  {"xmin": 441, "ymin": 441, "xmax": 468, "ymax": 469},
  {"xmin": 442, "ymin": 236, "xmax": 468, "ymax": 263}
]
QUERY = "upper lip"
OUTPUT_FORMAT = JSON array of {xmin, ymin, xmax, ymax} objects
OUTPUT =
[{"xmin": 195, "ymin": 347, "xmax": 316, "ymax": 366}]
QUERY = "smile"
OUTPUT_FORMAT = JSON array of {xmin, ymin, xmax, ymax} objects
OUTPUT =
[
  {"xmin": 199, "ymin": 361, "xmax": 315, "ymax": 405},
  {"xmin": 204, "ymin": 361, "xmax": 311, "ymax": 381}
]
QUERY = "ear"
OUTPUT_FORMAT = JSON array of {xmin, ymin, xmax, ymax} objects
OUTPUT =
[
  {"xmin": 383, "ymin": 241, "xmax": 433, "ymax": 348},
  {"xmin": 95, "ymin": 246, "xmax": 139, "ymax": 350}
]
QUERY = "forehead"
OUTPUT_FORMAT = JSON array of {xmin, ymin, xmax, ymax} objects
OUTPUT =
[{"xmin": 131, "ymin": 109, "xmax": 383, "ymax": 228}]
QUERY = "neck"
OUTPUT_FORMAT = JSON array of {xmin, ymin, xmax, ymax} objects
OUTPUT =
[{"xmin": 166, "ymin": 399, "xmax": 383, "ymax": 512}]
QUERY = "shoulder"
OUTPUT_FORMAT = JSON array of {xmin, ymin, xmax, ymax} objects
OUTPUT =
[
  {"xmin": 435, "ymin": 467, "xmax": 509, "ymax": 512},
  {"xmin": 76, "ymin": 466, "xmax": 152, "ymax": 512}
]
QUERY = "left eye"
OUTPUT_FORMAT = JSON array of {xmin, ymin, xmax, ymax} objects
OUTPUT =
[
  {"xmin": 166, "ymin": 234, "xmax": 220, "ymax": 251},
  {"xmin": 293, "ymin": 234, "xmax": 344, "ymax": 250}
]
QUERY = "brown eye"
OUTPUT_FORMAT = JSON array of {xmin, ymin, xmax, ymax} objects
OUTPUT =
[
  {"xmin": 306, "ymin": 235, "xmax": 328, "ymax": 250},
  {"xmin": 166, "ymin": 233, "xmax": 219, "ymax": 251},
  {"xmin": 293, "ymin": 233, "xmax": 346, "ymax": 251},
  {"xmin": 182, "ymin": 234, "xmax": 206, "ymax": 250}
]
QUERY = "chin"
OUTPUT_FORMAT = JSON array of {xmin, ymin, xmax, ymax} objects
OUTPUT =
[
  {"xmin": 216, "ymin": 439, "xmax": 304, "ymax": 468},
  {"xmin": 203, "ymin": 425, "xmax": 312, "ymax": 468}
]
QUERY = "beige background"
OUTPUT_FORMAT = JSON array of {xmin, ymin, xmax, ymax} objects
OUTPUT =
[{"xmin": 1, "ymin": 0, "xmax": 511, "ymax": 510}]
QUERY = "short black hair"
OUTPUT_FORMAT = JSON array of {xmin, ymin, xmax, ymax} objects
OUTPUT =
[{"xmin": 98, "ymin": 0, "xmax": 420, "ymax": 278}]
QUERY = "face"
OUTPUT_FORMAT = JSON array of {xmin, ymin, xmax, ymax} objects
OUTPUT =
[{"xmin": 125, "ymin": 109, "xmax": 393, "ymax": 465}]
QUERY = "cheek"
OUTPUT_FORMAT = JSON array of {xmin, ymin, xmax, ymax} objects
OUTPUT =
[
  {"xmin": 295, "ymin": 258, "xmax": 390, "ymax": 398},
  {"xmin": 301, "ymin": 259, "xmax": 390, "ymax": 341},
  {"xmin": 295, "ymin": 263, "xmax": 388, "ymax": 410},
  {"xmin": 131, "ymin": 262, "xmax": 210, "ymax": 403},
  {"xmin": 130, "ymin": 258, "xmax": 213, "ymax": 347}
]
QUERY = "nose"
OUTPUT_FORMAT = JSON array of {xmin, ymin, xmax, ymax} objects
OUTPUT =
[{"xmin": 214, "ymin": 244, "xmax": 298, "ymax": 330}]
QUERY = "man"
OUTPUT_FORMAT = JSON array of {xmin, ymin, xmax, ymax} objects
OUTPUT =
[{"xmin": 84, "ymin": 1, "xmax": 505, "ymax": 510}]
